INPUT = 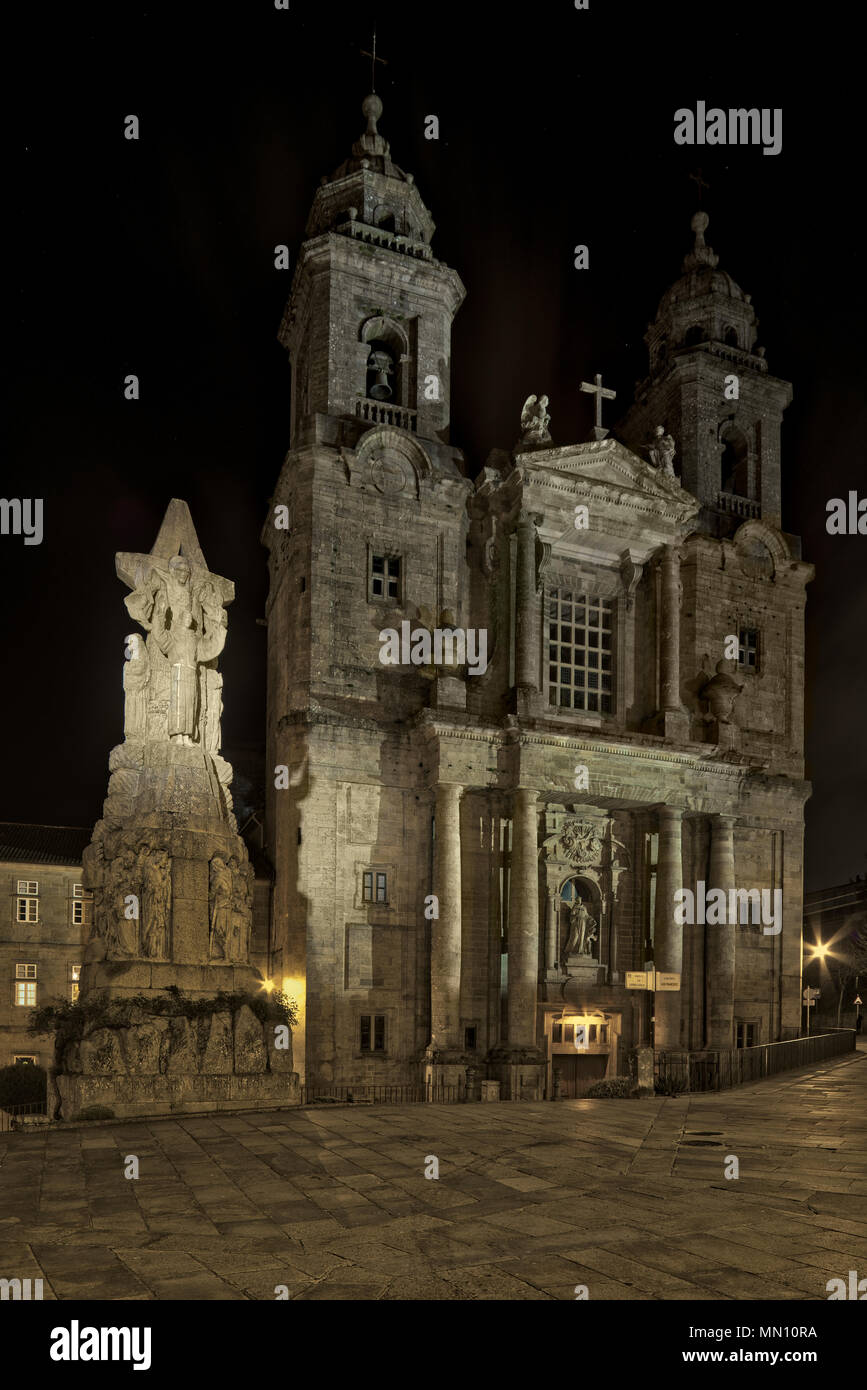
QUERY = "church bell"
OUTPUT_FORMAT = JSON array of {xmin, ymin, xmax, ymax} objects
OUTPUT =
[{"xmin": 367, "ymin": 348, "xmax": 394, "ymax": 400}]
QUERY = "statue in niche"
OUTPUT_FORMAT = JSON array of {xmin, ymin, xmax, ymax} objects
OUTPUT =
[
  {"xmin": 647, "ymin": 425, "xmax": 677, "ymax": 478},
  {"xmin": 202, "ymin": 667, "xmax": 224, "ymax": 754},
  {"xmin": 122, "ymin": 633, "xmax": 150, "ymax": 739},
  {"xmin": 106, "ymin": 849, "xmax": 140, "ymax": 958},
  {"xmin": 519, "ymin": 394, "xmax": 552, "ymax": 447},
  {"xmin": 209, "ymin": 854, "xmax": 233, "ymax": 960},
  {"xmin": 140, "ymin": 848, "xmax": 172, "ymax": 959},
  {"xmin": 562, "ymin": 899, "xmax": 598, "ymax": 960}
]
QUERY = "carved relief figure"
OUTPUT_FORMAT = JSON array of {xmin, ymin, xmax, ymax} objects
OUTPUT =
[
  {"xmin": 209, "ymin": 854, "xmax": 233, "ymax": 959},
  {"xmin": 140, "ymin": 849, "xmax": 172, "ymax": 959},
  {"xmin": 107, "ymin": 849, "xmax": 140, "ymax": 958},
  {"xmin": 647, "ymin": 425, "xmax": 677, "ymax": 477},
  {"xmin": 520, "ymin": 393, "xmax": 552, "ymax": 445}
]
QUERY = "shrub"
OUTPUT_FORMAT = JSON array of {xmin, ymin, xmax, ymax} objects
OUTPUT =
[
  {"xmin": 585, "ymin": 1076, "xmax": 634, "ymax": 1099},
  {"xmin": 0, "ymin": 1063, "xmax": 48, "ymax": 1108}
]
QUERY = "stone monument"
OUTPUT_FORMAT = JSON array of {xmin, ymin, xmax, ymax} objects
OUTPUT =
[{"xmin": 55, "ymin": 499, "xmax": 299, "ymax": 1118}]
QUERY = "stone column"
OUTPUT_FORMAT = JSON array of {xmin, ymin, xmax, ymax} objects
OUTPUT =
[
  {"xmin": 653, "ymin": 805, "xmax": 684, "ymax": 1049},
  {"xmin": 515, "ymin": 512, "xmax": 539, "ymax": 694},
  {"xmin": 658, "ymin": 545, "xmax": 689, "ymax": 738},
  {"xmin": 545, "ymin": 886, "xmax": 559, "ymax": 973},
  {"xmin": 430, "ymin": 783, "xmax": 463, "ymax": 1051},
  {"xmin": 508, "ymin": 788, "xmax": 540, "ymax": 1046},
  {"xmin": 706, "ymin": 814, "xmax": 737, "ymax": 1049}
]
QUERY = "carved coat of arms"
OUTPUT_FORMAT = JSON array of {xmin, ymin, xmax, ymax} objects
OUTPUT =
[{"xmin": 549, "ymin": 820, "xmax": 603, "ymax": 868}]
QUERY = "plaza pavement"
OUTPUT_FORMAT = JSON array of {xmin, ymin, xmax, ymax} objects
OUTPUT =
[{"xmin": 1, "ymin": 1045, "xmax": 865, "ymax": 1301}]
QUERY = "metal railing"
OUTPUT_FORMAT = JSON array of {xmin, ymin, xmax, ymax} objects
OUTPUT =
[
  {"xmin": 655, "ymin": 1030, "xmax": 855, "ymax": 1093},
  {"xmin": 0, "ymin": 1100, "xmax": 48, "ymax": 1132},
  {"xmin": 301, "ymin": 1081, "xmax": 465, "ymax": 1106}
]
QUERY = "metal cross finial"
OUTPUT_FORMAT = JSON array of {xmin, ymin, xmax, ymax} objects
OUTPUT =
[
  {"xmin": 579, "ymin": 372, "xmax": 617, "ymax": 431},
  {"xmin": 689, "ymin": 167, "xmax": 711, "ymax": 205},
  {"xmin": 361, "ymin": 27, "xmax": 388, "ymax": 92}
]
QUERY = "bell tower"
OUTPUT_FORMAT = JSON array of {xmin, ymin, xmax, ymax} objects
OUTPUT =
[
  {"xmin": 619, "ymin": 211, "xmax": 792, "ymax": 530},
  {"xmin": 278, "ymin": 93, "xmax": 465, "ymax": 448}
]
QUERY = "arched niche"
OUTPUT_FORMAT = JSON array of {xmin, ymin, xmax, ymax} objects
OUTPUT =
[
  {"xmin": 720, "ymin": 424, "xmax": 750, "ymax": 497},
  {"xmin": 559, "ymin": 875, "xmax": 601, "ymax": 964},
  {"xmin": 360, "ymin": 316, "xmax": 410, "ymax": 406}
]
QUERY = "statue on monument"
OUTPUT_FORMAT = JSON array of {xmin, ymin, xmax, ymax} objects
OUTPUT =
[
  {"xmin": 519, "ymin": 394, "xmax": 552, "ymax": 448},
  {"xmin": 209, "ymin": 854, "xmax": 234, "ymax": 960},
  {"xmin": 140, "ymin": 848, "xmax": 172, "ymax": 959},
  {"xmin": 647, "ymin": 424, "xmax": 677, "ymax": 478},
  {"xmin": 122, "ymin": 633, "xmax": 150, "ymax": 740}
]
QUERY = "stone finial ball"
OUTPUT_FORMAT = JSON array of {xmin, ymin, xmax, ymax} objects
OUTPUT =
[
  {"xmin": 362, "ymin": 93, "xmax": 383, "ymax": 123},
  {"xmin": 691, "ymin": 210, "xmax": 709, "ymax": 234}
]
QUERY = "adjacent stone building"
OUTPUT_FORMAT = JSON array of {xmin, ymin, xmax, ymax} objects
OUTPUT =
[
  {"xmin": 0, "ymin": 824, "xmax": 91, "ymax": 1069},
  {"xmin": 263, "ymin": 94, "xmax": 813, "ymax": 1098}
]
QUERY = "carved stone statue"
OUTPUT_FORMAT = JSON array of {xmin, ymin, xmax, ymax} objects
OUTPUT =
[
  {"xmin": 140, "ymin": 849, "xmax": 171, "ymax": 959},
  {"xmin": 699, "ymin": 658, "xmax": 745, "ymax": 725},
  {"xmin": 227, "ymin": 855, "xmax": 253, "ymax": 962},
  {"xmin": 122, "ymin": 633, "xmax": 150, "ymax": 739},
  {"xmin": 519, "ymin": 394, "xmax": 552, "ymax": 447},
  {"xmin": 209, "ymin": 854, "xmax": 233, "ymax": 960},
  {"xmin": 647, "ymin": 425, "xmax": 677, "ymax": 477},
  {"xmin": 562, "ymin": 899, "xmax": 598, "ymax": 959}
]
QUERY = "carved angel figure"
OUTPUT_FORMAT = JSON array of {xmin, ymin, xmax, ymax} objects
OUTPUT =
[{"xmin": 520, "ymin": 394, "xmax": 552, "ymax": 443}]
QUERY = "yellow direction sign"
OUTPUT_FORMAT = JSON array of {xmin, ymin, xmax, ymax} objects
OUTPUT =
[
  {"xmin": 656, "ymin": 973, "xmax": 681, "ymax": 991},
  {"xmin": 626, "ymin": 971, "xmax": 652, "ymax": 989}
]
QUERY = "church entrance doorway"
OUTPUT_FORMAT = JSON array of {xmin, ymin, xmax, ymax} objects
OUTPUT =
[{"xmin": 553, "ymin": 1052, "xmax": 608, "ymax": 1099}]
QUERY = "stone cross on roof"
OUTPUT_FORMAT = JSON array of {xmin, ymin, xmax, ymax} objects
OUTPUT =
[
  {"xmin": 579, "ymin": 372, "xmax": 617, "ymax": 441},
  {"xmin": 360, "ymin": 27, "xmax": 388, "ymax": 93}
]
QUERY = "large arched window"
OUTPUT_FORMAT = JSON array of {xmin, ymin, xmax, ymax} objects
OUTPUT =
[
  {"xmin": 724, "ymin": 326, "xmax": 739, "ymax": 348},
  {"xmin": 684, "ymin": 324, "xmax": 704, "ymax": 347},
  {"xmin": 720, "ymin": 425, "xmax": 750, "ymax": 497}
]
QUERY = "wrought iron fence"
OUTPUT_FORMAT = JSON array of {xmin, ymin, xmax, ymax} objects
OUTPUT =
[
  {"xmin": 300, "ymin": 1082, "xmax": 466, "ymax": 1106},
  {"xmin": 655, "ymin": 1029, "xmax": 855, "ymax": 1094}
]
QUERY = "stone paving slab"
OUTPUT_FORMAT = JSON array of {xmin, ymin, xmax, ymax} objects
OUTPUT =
[{"xmin": 0, "ymin": 1046, "xmax": 865, "ymax": 1300}]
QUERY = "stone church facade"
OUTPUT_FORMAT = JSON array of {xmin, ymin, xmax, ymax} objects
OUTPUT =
[{"xmin": 263, "ymin": 94, "xmax": 812, "ymax": 1098}]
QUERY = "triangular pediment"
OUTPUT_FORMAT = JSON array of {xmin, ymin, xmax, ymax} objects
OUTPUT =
[{"xmin": 515, "ymin": 437, "xmax": 698, "ymax": 513}]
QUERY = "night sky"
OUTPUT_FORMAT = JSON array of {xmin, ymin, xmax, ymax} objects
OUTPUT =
[{"xmin": 6, "ymin": 2, "xmax": 865, "ymax": 889}]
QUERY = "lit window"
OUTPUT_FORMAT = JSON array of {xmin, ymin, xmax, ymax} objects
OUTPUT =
[
  {"xmin": 15, "ymin": 982, "xmax": 37, "ymax": 1007},
  {"xmin": 72, "ymin": 883, "xmax": 84, "ymax": 898},
  {"xmin": 369, "ymin": 553, "xmax": 401, "ymax": 601},
  {"xmin": 547, "ymin": 589, "xmax": 615, "ymax": 713},
  {"xmin": 13, "ymin": 1055, "xmax": 38, "ymax": 1066},
  {"xmin": 70, "ymin": 964, "xmax": 81, "ymax": 1003},
  {"xmin": 738, "ymin": 628, "xmax": 759, "ymax": 670}
]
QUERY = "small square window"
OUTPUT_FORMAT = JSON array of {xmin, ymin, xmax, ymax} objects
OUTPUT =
[
  {"xmin": 17, "ymin": 881, "xmax": 38, "ymax": 896},
  {"xmin": 369, "ymin": 553, "xmax": 401, "ymax": 602},
  {"xmin": 15, "ymin": 964, "xmax": 37, "ymax": 980},
  {"xmin": 738, "ymin": 628, "xmax": 759, "ymax": 670}
]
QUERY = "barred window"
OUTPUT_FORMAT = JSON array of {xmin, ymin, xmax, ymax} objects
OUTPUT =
[{"xmin": 547, "ymin": 590, "xmax": 614, "ymax": 713}]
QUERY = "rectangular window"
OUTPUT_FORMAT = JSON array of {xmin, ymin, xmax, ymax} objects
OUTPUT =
[
  {"xmin": 72, "ymin": 883, "xmax": 84, "ymax": 898},
  {"xmin": 736, "ymin": 1022, "xmax": 757, "ymax": 1048},
  {"xmin": 13, "ymin": 1055, "xmax": 38, "ymax": 1065},
  {"xmin": 464, "ymin": 1025, "xmax": 477, "ymax": 1051},
  {"xmin": 547, "ymin": 589, "xmax": 615, "ymax": 713},
  {"xmin": 14, "ymin": 982, "xmax": 37, "ymax": 1007},
  {"xmin": 552, "ymin": 1023, "xmax": 563, "ymax": 1043},
  {"xmin": 359, "ymin": 1014, "xmax": 386, "ymax": 1052},
  {"xmin": 71, "ymin": 899, "xmax": 91, "ymax": 926},
  {"xmin": 362, "ymin": 870, "xmax": 388, "ymax": 904},
  {"xmin": 70, "ymin": 964, "xmax": 81, "ymax": 1003},
  {"xmin": 563, "ymin": 1024, "xmax": 574, "ymax": 1042},
  {"xmin": 17, "ymin": 898, "xmax": 38, "ymax": 923},
  {"xmin": 15, "ymin": 964, "xmax": 37, "ymax": 980},
  {"xmin": 370, "ymin": 553, "xmax": 401, "ymax": 601},
  {"xmin": 738, "ymin": 628, "xmax": 759, "ymax": 670},
  {"xmin": 17, "ymin": 881, "xmax": 38, "ymax": 896}
]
